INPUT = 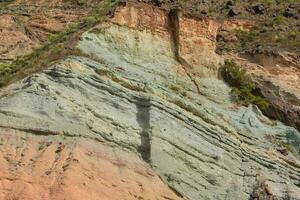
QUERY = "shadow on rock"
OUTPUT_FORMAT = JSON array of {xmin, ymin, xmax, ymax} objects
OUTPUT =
[{"xmin": 136, "ymin": 99, "xmax": 151, "ymax": 163}]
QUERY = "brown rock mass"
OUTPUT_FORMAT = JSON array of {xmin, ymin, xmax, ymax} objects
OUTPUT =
[{"xmin": 0, "ymin": 128, "xmax": 181, "ymax": 200}]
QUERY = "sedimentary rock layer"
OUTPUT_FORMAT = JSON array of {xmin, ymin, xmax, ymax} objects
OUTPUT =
[
  {"xmin": 0, "ymin": 128, "xmax": 180, "ymax": 200},
  {"xmin": 0, "ymin": 3, "xmax": 300, "ymax": 200}
]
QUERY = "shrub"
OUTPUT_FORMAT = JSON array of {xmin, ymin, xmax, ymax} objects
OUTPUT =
[
  {"xmin": 270, "ymin": 15, "xmax": 286, "ymax": 27},
  {"xmin": 277, "ymin": 31, "xmax": 300, "ymax": 50},
  {"xmin": 236, "ymin": 28, "xmax": 259, "ymax": 45},
  {"xmin": 221, "ymin": 59, "xmax": 269, "ymax": 110}
]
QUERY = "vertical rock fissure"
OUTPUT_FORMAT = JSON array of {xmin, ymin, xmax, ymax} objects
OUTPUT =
[
  {"xmin": 168, "ymin": 9, "xmax": 203, "ymax": 95},
  {"xmin": 136, "ymin": 99, "xmax": 151, "ymax": 163}
]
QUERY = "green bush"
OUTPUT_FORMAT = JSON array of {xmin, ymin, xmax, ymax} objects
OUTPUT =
[
  {"xmin": 270, "ymin": 15, "xmax": 286, "ymax": 27},
  {"xmin": 235, "ymin": 29, "xmax": 259, "ymax": 47},
  {"xmin": 221, "ymin": 59, "xmax": 269, "ymax": 110}
]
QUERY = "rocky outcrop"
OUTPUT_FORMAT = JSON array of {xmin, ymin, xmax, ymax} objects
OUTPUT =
[
  {"xmin": 257, "ymin": 78, "xmax": 300, "ymax": 132},
  {"xmin": 0, "ymin": 3, "xmax": 300, "ymax": 200},
  {"xmin": 229, "ymin": 54, "xmax": 300, "ymax": 132}
]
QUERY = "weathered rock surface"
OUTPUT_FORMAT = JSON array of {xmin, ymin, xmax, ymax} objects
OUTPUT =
[
  {"xmin": 0, "ymin": 128, "xmax": 180, "ymax": 200},
  {"xmin": 229, "ymin": 54, "xmax": 300, "ymax": 132},
  {"xmin": 0, "ymin": 3, "xmax": 300, "ymax": 200}
]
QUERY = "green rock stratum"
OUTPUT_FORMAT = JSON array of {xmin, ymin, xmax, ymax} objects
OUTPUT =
[{"xmin": 0, "ymin": 2, "xmax": 300, "ymax": 200}]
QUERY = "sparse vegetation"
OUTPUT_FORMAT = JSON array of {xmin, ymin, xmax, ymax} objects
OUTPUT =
[
  {"xmin": 233, "ymin": 19, "xmax": 300, "ymax": 53},
  {"xmin": 221, "ymin": 59, "xmax": 269, "ymax": 110},
  {"xmin": 269, "ymin": 15, "xmax": 286, "ymax": 27},
  {"xmin": 235, "ymin": 29, "xmax": 259, "ymax": 48},
  {"xmin": 170, "ymin": 84, "xmax": 189, "ymax": 97},
  {"xmin": 213, "ymin": 0, "xmax": 300, "ymax": 54},
  {"xmin": 277, "ymin": 31, "xmax": 300, "ymax": 50},
  {"xmin": 170, "ymin": 84, "xmax": 181, "ymax": 93},
  {"xmin": 0, "ymin": 0, "xmax": 119, "ymax": 87}
]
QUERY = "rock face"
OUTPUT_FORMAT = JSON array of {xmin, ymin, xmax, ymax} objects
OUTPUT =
[
  {"xmin": 230, "ymin": 53, "xmax": 300, "ymax": 132},
  {"xmin": 0, "ymin": 2, "xmax": 300, "ymax": 200},
  {"xmin": 0, "ymin": 128, "xmax": 180, "ymax": 200},
  {"xmin": 257, "ymin": 78, "xmax": 300, "ymax": 133}
]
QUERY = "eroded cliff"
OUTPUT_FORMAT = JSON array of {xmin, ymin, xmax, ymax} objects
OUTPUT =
[{"xmin": 0, "ymin": 1, "xmax": 300, "ymax": 200}]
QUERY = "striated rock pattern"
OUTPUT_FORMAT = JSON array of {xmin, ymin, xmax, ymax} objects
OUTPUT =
[{"xmin": 0, "ymin": 3, "xmax": 300, "ymax": 200}]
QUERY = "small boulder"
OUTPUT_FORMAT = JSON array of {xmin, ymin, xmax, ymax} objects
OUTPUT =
[
  {"xmin": 228, "ymin": 7, "xmax": 241, "ymax": 17},
  {"xmin": 277, "ymin": 146, "xmax": 289, "ymax": 156},
  {"xmin": 252, "ymin": 4, "xmax": 266, "ymax": 14},
  {"xmin": 217, "ymin": 31, "xmax": 238, "ymax": 43},
  {"xmin": 265, "ymin": 184, "xmax": 273, "ymax": 196},
  {"xmin": 152, "ymin": 0, "xmax": 163, "ymax": 6},
  {"xmin": 226, "ymin": 0, "xmax": 234, "ymax": 8},
  {"xmin": 283, "ymin": 7, "xmax": 297, "ymax": 18}
]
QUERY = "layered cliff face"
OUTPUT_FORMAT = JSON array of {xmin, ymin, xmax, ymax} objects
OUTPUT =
[{"xmin": 0, "ymin": 2, "xmax": 300, "ymax": 200}]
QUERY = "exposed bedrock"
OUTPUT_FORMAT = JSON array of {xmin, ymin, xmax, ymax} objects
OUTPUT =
[
  {"xmin": 0, "ymin": 128, "xmax": 181, "ymax": 200},
  {"xmin": 231, "ymin": 53, "xmax": 300, "ymax": 133},
  {"xmin": 256, "ymin": 78, "xmax": 300, "ymax": 133},
  {"xmin": 0, "ymin": 3, "xmax": 300, "ymax": 200}
]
